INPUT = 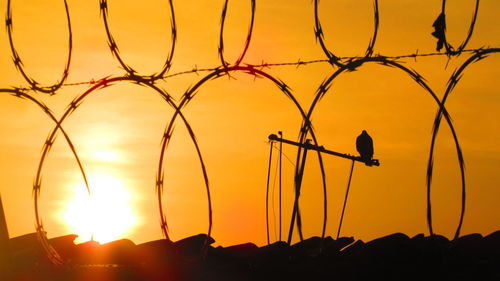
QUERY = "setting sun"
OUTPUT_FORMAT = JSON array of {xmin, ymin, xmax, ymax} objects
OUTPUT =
[{"xmin": 62, "ymin": 174, "xmax": 137, "ymax": 244}]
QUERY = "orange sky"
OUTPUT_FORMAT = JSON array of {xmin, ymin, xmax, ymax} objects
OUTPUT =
[{"xmin": 0, "ymin": 0, "xmax": 499, "ymax": 247}]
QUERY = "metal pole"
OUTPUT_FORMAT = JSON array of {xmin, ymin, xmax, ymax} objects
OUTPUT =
[
  {"xmin": 0, "ymin": 194, "xmax": 10, "ymax": 276},
  {"xmin": 337, "ymin": 160, "xmax": 355, "ymax": 239},
  {"xmin": 265, "ymin": 140, "xmax": 274, "ymax": 245},
  {"xmin": 278, "ymin": 131, "xmax": 283, "ymax": 241},
  {"xmin": 287, "ymin": 140, "xmax": 310, "ymax": 244},
  {"xmin": 268, "ymin": 133, "xmax": 378, "ymax": 243},
  {"xmin": 268, "ymin": 134, "xmax": 380, "ymax": 166}
]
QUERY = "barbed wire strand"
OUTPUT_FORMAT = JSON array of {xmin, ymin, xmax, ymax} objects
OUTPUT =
[{"xmin": 12, "ymin": 47, "xmax": 497, "ymax": 93}]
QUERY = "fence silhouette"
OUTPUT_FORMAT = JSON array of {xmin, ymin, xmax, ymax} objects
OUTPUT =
[{"xmin": 1, "ymin": 0, "xmax": 498, "ymax": 264}]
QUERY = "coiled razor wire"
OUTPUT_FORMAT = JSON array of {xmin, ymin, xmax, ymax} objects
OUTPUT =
[
  {"xmin": 6, "ymin": 0, "xmax": 72, "ymax": 94},
  {"xmin": 432, "ymin": 0, "xmax": 480, "ymax": 55},
  {"xmin": 0, "ymin": 87, "xmax": 89, "ymax": 264},
  {"xmin": 218, "ymin": 0, "xmax": 255, "ymax": 68},
  {"xmin": 0, "ymin": 0, "xmax": 497, "ymax": 263},
  {"xmin": 427, "ymin": 48, "xmax": 500, "ymax": 239},
  {"xmin": 314, "ymin": 0, "xmax": 379, "ymax": 67},
  {"xmin": 100, "ymin": 0, "xmax": 176, "ymax": 80}
]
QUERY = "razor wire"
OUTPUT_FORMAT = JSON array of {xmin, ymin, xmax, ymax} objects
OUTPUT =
[
  {"xmin": 0, "ymin": 0, "xmax": 497, "ymax": 264},
  {"xmin": 431, "ymin": 0, "xmax": 480, "ymax": 55},
  {"xmin": 6, "ymin": 0, "xmax": 73, "ymax": 94},
  {"xmin": 218, "ymin": 0, "xmax": 255, "ymax": 68},
  {"xmin": 100, "ymin": 0, "xmax": 177, "ymax": 80},
  {"xmin": 313, "ymin": 0, "xmax": 379, "ymax": 67}
]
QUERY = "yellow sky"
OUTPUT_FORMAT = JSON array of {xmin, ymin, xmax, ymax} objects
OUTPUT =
[{"xmin": 0, "ymin": 0, "xmax": 499, "ymax": 247}]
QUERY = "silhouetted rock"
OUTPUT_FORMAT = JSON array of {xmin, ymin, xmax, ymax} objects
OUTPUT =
[
  {"xmin": 484, "ymin": 230, "xmax": 500, "ymax": 254},
  {"xmin": 73, "ymin": 240, "xmax": 101, "ymax": 264},
  {"xmin": 8, "ymin": 233, "xmax": 47, "ymax": 274},
  {"xmin": 135, "ymin": 238, "xmax": 175, "ymax": 263},
  {"xmin": 340, "ymin": 239, "xmax": 365, "ymax": 257},
  {"xmin": 428, "ymin": 234, "xmax": 450, "ymax": 245},
  {"xmin": 9, "ymin": 233, "xmax": 41, "ymax": 253},
  {"xmin": 367, "ymin": 232, "xmax": 409, "ymax": 247},
  {"xmin": 4, "ymin": 232, "xmax": 500, "ymax": 281},
  {"xmin": 173, "ymin": 233, "xmax": 214, "ymax": 261},
  {"xmin": 73, "ymin": 239, "xmax": 138, "ymax": 265},
  {"xmin": 102, "ymin": 239, "xmax": 136, "ymax": 264},
  {"xmin": 250, "ymin": 241, "xmax": 290, "ymax": 271},
  {"xmin": 255, "ymin": 241, "xmax": 290, "ymax": 259},
  {"xmin": 365, "ymin": 233, "xmax": 410, "ymax": 260},
  {"xmin": 411, "ymin": 233, "xmax": 425, "ymax": 240},
  {"xmin": 49, "ymin": 234, "xmax": 77, "ymax": 260},
  {"xmin": 450, "ymin": 233, "xmax": 483, "ymax": 256},
  {"xmin": 291, "ymin": 236, "xmax": 323, "ymax": 257},
  {"xmin": 325, "ymin": 236, "xmax": 355, "ymax": 253},
  {"xmin": 223, "ymin": 242, "xmax": 258, "ymax": 259}
]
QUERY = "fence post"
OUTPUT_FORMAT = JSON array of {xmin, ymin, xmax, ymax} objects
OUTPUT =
[{"xmin": 0, "ymin": 194, "xmax": 11, "ymax": 277}]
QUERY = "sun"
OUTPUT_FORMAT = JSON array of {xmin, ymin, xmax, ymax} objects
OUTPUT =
[{"xmin": 62, "ymin": 174, "xmax": 138, "ymax": 244}]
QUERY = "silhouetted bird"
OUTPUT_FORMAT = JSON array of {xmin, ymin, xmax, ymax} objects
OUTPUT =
[
  {"xmin": 356, "ymin": 130, "xmax": 373, "ymax": 166},
  {"xmin": 432, "ymin": 13, "xmax": 447, "ymax": 51}
]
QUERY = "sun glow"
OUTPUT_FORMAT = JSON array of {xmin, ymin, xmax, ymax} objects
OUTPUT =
[
  {"xmin": 93, "ymin": 150, "xmax": 121, "ymax": 162},
  {"xmin": 63, "ymin": 174, "xmax": 137, "ymax": 244}
]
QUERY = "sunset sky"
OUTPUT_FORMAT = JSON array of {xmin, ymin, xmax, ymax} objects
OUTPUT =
[{"xmin": 0, "ymin": 0, "xmax": 498, "ymax": 247}]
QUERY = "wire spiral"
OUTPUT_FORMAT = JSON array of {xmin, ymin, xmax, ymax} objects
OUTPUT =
[
  {"xmin": 6, "ymin": 0, "xmax": 72, "ymax": 94},
  {"xmin": 100, "ymin": 0, "xmax": 177, "ymax": 80},
  {"xmin": 432, "ymin": 0, "xmax": 480, "ymax": 55},
  {"xmin": 218, "ymin": 0, "xmax": 256, "ymax": 68},
  {"xmin": 313, "ymin": 0, "xmax": 379, "ymax": 67}
]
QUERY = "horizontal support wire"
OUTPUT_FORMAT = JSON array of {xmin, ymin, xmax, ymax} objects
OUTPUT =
[{"xmin": 11, "ymin": 48, "xmax": 497, "ymax": 93}]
